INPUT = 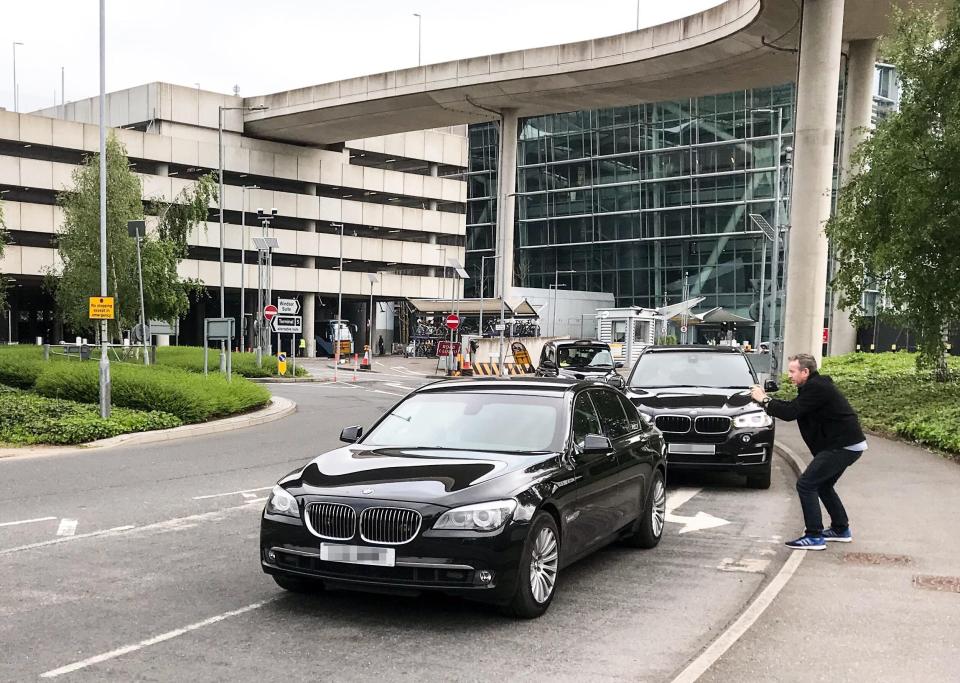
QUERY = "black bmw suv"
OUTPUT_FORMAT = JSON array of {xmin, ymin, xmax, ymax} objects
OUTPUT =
[{"xmin": 624, "ymin": 345, "xmax": 778, "ymax": 488}]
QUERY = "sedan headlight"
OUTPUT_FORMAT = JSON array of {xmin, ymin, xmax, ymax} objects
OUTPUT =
[
  {"xmin": 265, "ymin": 485, "xmax": 300, "ymax": 518},
  {"xmin": 434, "ymin": 500, "xmax": 518, "ymax": 532},
  {"xmin": 734, "ymin": 411, "xmax": 773, "ymax": 428}
]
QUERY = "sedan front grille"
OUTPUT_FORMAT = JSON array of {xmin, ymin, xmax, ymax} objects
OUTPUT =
[
  {"xmin": 656, "ymin": 415, "xmax": 692, "ymax": 434},
  {"xmin": 305, "ymin": 502, "xmax": 356, "ymax": 541},
  {"xmin": 359, "ymin": 507, "xmax": 422, "ymax": 545},
  {"xmin": 695, "ymin": 416, "xmax": 732, "ymax": 434}
]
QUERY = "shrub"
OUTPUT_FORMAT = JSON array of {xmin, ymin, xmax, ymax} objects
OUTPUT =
[
  {"xmin": 153, "ymin": 346, "xmax": 307, "ymax": 377},
  {"xmin": 0, "ymin": 387, "xmax": 181, "ymax": 445},
  {"xmin": 33, "ymin": 362, "xmax": 271, "ymax": 423},
  {"xmin": 0, "ymin": 345, "xmax": 48, "ymax": 388}
]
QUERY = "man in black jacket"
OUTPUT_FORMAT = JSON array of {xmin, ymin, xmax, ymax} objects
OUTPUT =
[{"xmin": 751, "ymin": 353, "xmax": 866, "ymax": 550}]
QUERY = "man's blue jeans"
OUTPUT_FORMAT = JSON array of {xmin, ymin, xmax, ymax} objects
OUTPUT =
[{"xmin": 797, "ymin": 448, "xmax": 862, "ymax": 535}]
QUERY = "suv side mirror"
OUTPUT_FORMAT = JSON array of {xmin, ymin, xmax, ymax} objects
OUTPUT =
[
  {"xmin": 764, "ymin": 379, "xmax": 780, "ymax": 393},
  {"xmin": 340, "ymin": 425, "xmax": 363, "ymax": 443},
  {"xmin": 582, "ymin": 433, "xmax": 613, "ymax": 454},
  {"xmin": 615, "ymin": 361, "xmax": 624, "ymax": 369}
]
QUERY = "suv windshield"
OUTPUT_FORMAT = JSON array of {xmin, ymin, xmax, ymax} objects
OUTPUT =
[
  {"xmin": 558, "ymin": 345, "xmax": 613, "ymax": 369},
  {"xmin": 362, "ymin": 392, "xmax": 565, "ymax": 453},
  {"xmin": 629, "ymin": 351, "xmax": 755, "ymax": 389}
]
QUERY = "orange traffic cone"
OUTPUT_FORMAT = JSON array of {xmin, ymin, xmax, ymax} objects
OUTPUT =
[
  {"xmin": 360, "ymin": 345, "xmax": 372, "ymax": 371},
  {"xmin": 461, "ymin": 353, "xmax": 473, "ymax": 376}
]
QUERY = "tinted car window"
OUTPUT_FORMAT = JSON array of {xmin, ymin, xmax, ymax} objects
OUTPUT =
[
  {"xmin": 557, "ymin": 345, "xmax": 614, "ymax": 369},
  {"xmin": 616, "ymin": 393, "xmax": 642, "ymax": 432},
  {"xmin": 572, "ymin": 393, "xmax": 602, "ymax": 447},
  {"xmin": 590, "ymin": 389, "xmax": 632, "ymax": 439},
  {"xmin": 630, "ymin": 351, "xmax": 755, "ymax": 389},
  {"xmin": 363, "ymin": 392, "xmax": 565, "ymax": 453}
]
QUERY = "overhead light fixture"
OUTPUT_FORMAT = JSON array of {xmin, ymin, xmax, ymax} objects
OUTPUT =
[
  {"xmin": 384, "ymin": 158, "xmax": 396, "ymax": 163},
  {"xmin": 388, "ymin": 197, "xmax": 399, "ymax": 201},
  {"xmin": 343, "ymin": 194, "xmax": 353, "ymax": 198},
  {"xmin": 23, "ymin": 144, "xmax": 31, "ymax": 148},
  {"xmin": 364, "ymin": 191, "xmax": 375, "ymax": 196},
  {"xmin": 388, "ymin": 229, "xmax": 400, "ymax": 233}
]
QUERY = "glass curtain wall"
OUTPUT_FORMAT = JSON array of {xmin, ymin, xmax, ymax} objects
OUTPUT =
[{"xmin": 464, "ymin": 84, "xmax": 796, "ymax": 331}]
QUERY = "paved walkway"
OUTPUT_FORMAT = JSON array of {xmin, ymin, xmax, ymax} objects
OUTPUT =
[{"xmin": 700, "ymin": 422, "xmax": 960, "ymax": 682}]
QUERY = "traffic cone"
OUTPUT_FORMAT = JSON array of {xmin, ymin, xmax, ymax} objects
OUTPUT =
[
  {"xmin": 360, "ymin": 345, "xmax": 372, "ymax": 371},
  {"xmin": 461, "ymin": 352, "xmax": 473, "ymax": 376}
]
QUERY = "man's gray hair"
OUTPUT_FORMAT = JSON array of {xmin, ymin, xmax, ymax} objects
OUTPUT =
[{"xmin": 788, "ymin": 353, "xmax": 818, "ymax": 373}]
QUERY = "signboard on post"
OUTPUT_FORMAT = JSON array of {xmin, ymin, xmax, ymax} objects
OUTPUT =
[
  {"xmin": 89, "ymin": 297, "xmax": 115, "ymax": 320},
  {"xmin": 203, "ymin": 318, "xmax": 235, "ymax": 378},
  {"xmin": 436, "ymin": 341, "xmax": 461, "ymax": 357},
  {"xmin": 271, "ymin": 315, "xmax": 303, "ymax": 334},
  {"xmin": 278, "ymin": 298, "xmax": 301, "ymax": 315},
  {"xmin": 445, "ymin": 314, "xmax": 460, "ymax": 331}
]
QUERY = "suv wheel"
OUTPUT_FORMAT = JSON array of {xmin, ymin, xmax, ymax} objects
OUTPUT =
[{"xmin": 746, "ymin": 463, "xmax": 772, "ymax": 489}]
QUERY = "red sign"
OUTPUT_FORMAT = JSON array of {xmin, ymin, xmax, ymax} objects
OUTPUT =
[
  {"xmin": 436, "ymin": 341, "xmax": 461, "ymax": 357},
  {"xmin": 822, "ymin": 327, "xmax": 829, "ymax": 344},
  {"xmin": 445, "ymin": 314, "xmax": 460, "ymax": 330},
  {"xmin": 264, "ymin": 305, "xmax": 278, "ymax": 321}
]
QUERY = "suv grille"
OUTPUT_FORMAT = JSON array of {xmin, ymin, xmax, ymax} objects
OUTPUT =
[
  {"xmin": 306, "ymin": 502, "xmax": 356, "ymax": 541},
  {"xmin": 695, "ymin": 416, "xmax": 731, "ymax": 434},
  {"xmin": 359, "ymin": 507, "xmax": 422, "ymax": 545},
  {"xmin": 656, "ymin": 415, "xmax": 692, "ymax": 434}
]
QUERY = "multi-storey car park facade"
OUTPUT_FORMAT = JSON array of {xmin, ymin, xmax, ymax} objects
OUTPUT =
[{"xmin": 0, "ymin": 83, "xmax": 467, "ymax": 354}]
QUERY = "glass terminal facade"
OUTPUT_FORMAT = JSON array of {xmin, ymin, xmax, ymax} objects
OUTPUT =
[{"xmin": 463, "ymin": 85, "xmax": 799, "ymax": 338}]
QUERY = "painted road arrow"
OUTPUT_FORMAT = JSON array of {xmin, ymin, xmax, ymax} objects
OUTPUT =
[{"xmin": 665, "ymin": 487, "xmax": 732, "ymax": 535}]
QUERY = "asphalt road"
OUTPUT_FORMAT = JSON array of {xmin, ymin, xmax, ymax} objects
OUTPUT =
[{"xmin": 0, "ymin": 378, "xmax": 800, "ymax": 682}]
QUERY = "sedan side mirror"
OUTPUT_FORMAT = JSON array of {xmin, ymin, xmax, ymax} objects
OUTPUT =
[
  {"xmin": 615, "ymin": 361, "xmax": 624, "ymax": 369},
  {"xmin": 582, "ymin": 433, "xmax": 613, "ymax": 454},
  {"xmin": 764, "ymin": 379, "xmax": 780, "ymax": 393},
  {"xmin": 340, "ymin": 425, "xmax": 363, "ymax": 443}
]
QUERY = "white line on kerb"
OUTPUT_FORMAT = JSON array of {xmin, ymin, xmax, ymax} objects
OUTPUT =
[
  {"xmin": 40, "ymin": 598, "xmax": 278, "ymax": 678},
  {"xmin": 192, "ymin": 486, "xmax": 272, "ymax": 500},
  {"xmin": 0, "ymin": 516, "xmax": 57, "ymax": 528},
  {"xmin": 56, "ymin": 519, "xmax": 78, "ymax": 537}
]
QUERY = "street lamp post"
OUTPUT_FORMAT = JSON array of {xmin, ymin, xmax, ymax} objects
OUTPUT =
[
  {"xmin": 552, "ymin": 270, "xmax": 575, "ymax": 337},
  {"xmin": 96, "ymin": 4, "xmax": 109, "ymax": 418},
  {"xmin": 413, "ymin": 13, "xmax": 422, "ymax": 66},
  {"xmin": 218, "ymin": 104, "xmax": 267, "ymax": 372},
  {"xmin": 12, "ymin": 41, "xmax": 23, "ymax": 112},
  {"xmin": 127, "ymin": 221, "xmax": 149, "ymax": 365},
  {"xmin": 478, "ymin": 254, "xmax": 499, "ymax": 337},
  {"xmin": 367, "ymin": 272, "xmax": 379, "ymax": 361},
  {"xmin": 331, "ymin": 222, "xmax": 344, "ymax": 381},
  {"xmin": 239, "ymin": 184, "xmax": 258, "ymax": 351},
  {"xmin": 497, "ymin": 191, "xmax": 519, "ymax": 377}
]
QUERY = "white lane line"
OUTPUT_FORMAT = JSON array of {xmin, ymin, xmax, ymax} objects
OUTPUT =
[
  {"xmin": 384, "ymin": 383, "xmax": 412, "ymax": 391},
  {"xmin": 0, "ymin": 526, "xmax": 135, "ymax": 556},
  {"xmin": 40, "ymin": 598, "xmax": 279, "ymax": 678},
  {"xmin": 371, "ymin": 389, "xmax": 404, "ymax": 397},
  {"xmin": 670, "ymin": 552, "xmax": 804, "ymax": 683},
  {"xmin": 0, "ymin": 516, "xmax": 57, "ymax": 528},
  {"xmin": 56, "ymin": 519, "xmax": 78, "ymax": 537},
  {"xmin": 665, "ymin": 487, "xmax": 701, "ymax": 513},
  {"xmin": 192, "ymin": 486, "xmax": 272, "ymax": 500}
]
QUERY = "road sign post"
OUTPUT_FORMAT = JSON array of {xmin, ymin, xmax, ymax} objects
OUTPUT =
[{"xmin": 445, "ymin": 314, "xmax": 460, "ymax": 375}]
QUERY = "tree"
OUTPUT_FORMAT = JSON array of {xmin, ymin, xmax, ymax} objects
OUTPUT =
[
  {"xmin": 49, "ymin": 133, "xmax": 216, "ymax": 338},
  {"xmin": 826, "ymin": 2, "xmax": 960, "ymax": 381}
]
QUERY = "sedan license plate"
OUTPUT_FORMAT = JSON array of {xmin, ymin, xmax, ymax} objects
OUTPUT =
[
  {"xmin": 319, "ymin": 543, "xmax": 395, "ymax": 567},
  {"xmin": 668, "ymin": 443, "xmax": 716, "ymax": 455}
]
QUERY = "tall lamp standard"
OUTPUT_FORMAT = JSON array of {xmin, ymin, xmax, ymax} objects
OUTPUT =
[
  {"xmin": 552, "ymin": 270, "xmax": 576, "ymax": 337},
  {"xmin": 413, "ymin": 13, "xmax": 422, "ymax": 66},
  {"xmin": 367, "ymin": 272, "xmax": 380, "ymax": 360},
  {"xmin": 218, "ymin": 103, "xmax": 267, "ymax": 372},
  {"xmin": 12, "ymin": 41, "xmax": 23, "ymax": 112},
  {"xmin": 331, "ymin": 222, "xmax": 345, "ymax": 381},
  {"xmin": 752, "ymin": 106, "xmax": 785, "ymax": 356},
  {"xmin": 239, "ymin": 184, "xmax": 259, "ymax": 351},
  {"xmin": 96, "ymin": 3, "xmax": 109, "ymax": 418}
]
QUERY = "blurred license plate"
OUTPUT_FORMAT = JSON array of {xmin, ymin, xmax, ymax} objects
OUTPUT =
[
  {"xmin": 320, "ymin": 543, "xmax": 395, "ymax": 567},
  {"xmin": 669, "ymin": 443, "xmax": 716, "ymax": 455}
]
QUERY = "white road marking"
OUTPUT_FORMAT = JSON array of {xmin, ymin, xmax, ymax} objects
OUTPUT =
[
  {"xmin": 56, "ymin": 519, "xmax": 78, "ymax": 537},
  {"xmin": 40, "ymin": 598, "xmax": 279, "ymax": 678},
  {"xmin": 384, "ymin": 383, "xmax": 413, "ymax": 391},
  {"xmin": 0, "ymin": 526, "xmax": 136, "ymax": 556},
  {"xmin": 665, "ymin": 487, "xmax": 730, "ymax": 534},
  {"xmin": 0, "ymin": 516, "xmax": 57, "ymax": 528},
  {"xmin": 371, "ymin": 389, "xmax": 404, "ymax": 397},
  {"xmin": 665, "ymin": 487, "xmax": 701, "ymax": 513},
  {"xmin": 192, "ymin": 486, "xmax": 272, "ymax": 500},
  {"xmin": 241, "ymin": 492, "xmax": 258, "ymax": 500}
]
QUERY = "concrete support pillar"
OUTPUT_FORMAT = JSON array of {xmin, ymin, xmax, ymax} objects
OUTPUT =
[
  {"xmin": 304, "ymin": 213, "xmax": 317, "ymax": 358},
  {"xmin": 494, "ymin": 109, "xmax": 518, "ymax": 299},
  {"xmin": 829, "ymin": 38, "xmax": 878, "ymax": 356},
  {"xmin": 783, "ymin": 0, "xmax": 845, "ymax": 367}
]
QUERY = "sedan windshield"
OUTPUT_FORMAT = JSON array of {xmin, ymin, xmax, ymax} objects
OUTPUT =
[
  {"xmin": 558, "ymin": 345, "xmax": 613, "ymax": 369},
  {"xmin": 362, "ymin": 392, "xmax": 566, "ymax": 453},
  {"xmin": 630, "ymin": 352, "xmax": 755, "ymax": 389}
]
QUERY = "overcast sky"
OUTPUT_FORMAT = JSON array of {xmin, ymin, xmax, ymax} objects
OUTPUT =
[{"xmin": 3, "ymin": 0, "xmax": 724, "ymax": 112}]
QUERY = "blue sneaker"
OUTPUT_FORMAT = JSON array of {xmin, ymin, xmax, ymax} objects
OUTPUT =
[
  {"xmin": 785, "ymin": 534, "xmax": 826, "ymax": 550},
  {"xmin": 822, "ymin": 528, "xmax": 852, "ymax": 543}
]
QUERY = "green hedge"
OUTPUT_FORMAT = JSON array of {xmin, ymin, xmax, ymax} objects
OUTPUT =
[
  {"xmin": 33, "ymin": 362, "xmax": 271, "ymax": 423},
  {"xmin": 774, "ymin": 353, "xmax": 960, "ymax": 455},
  {"xmin": 0, "ymin": 387, "xmax": 181, "ymax": 445},
  {"xmin": 153, "ymin": 347, "xmax": 307, "ymax": 378},
  {"xmin": 0, "ymin": 346, "xmax": 49, "ymax": 389}
]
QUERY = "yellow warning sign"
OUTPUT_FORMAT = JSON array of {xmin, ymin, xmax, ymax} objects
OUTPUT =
[{"xmin": 88, "ymin": 297, "xmax": 115, "ymax": 320}]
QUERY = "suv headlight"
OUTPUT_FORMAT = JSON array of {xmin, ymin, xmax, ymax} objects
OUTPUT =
[
  {"xmin": 265, "ymin": 485, "xmax": 300, "ymax": 518},
  {"xmin": 734, "ymin": 411, "xmax": 773, "ymax": 428},
  {"xmin": 434, "ymin": 500, "xmax": 518, "ymax": 532}
]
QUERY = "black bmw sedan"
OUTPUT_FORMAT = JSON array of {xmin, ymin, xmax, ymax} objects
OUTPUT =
[
  {"xmin": 624, "ymin": 345, "xmax": 778, "ymax": 489},
  {"xmin": 261, "ymin": 378, "xmax": 666, "ymax": 618}
]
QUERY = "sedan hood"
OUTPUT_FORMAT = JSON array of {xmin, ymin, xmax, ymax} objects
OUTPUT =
[
  {"xmin": 284, "ymin": 445, "xmax": 557, "ymax": 504},
  {"xmin": 625, "ymin": 386, "xmax": 754, "ymax": 412}
]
